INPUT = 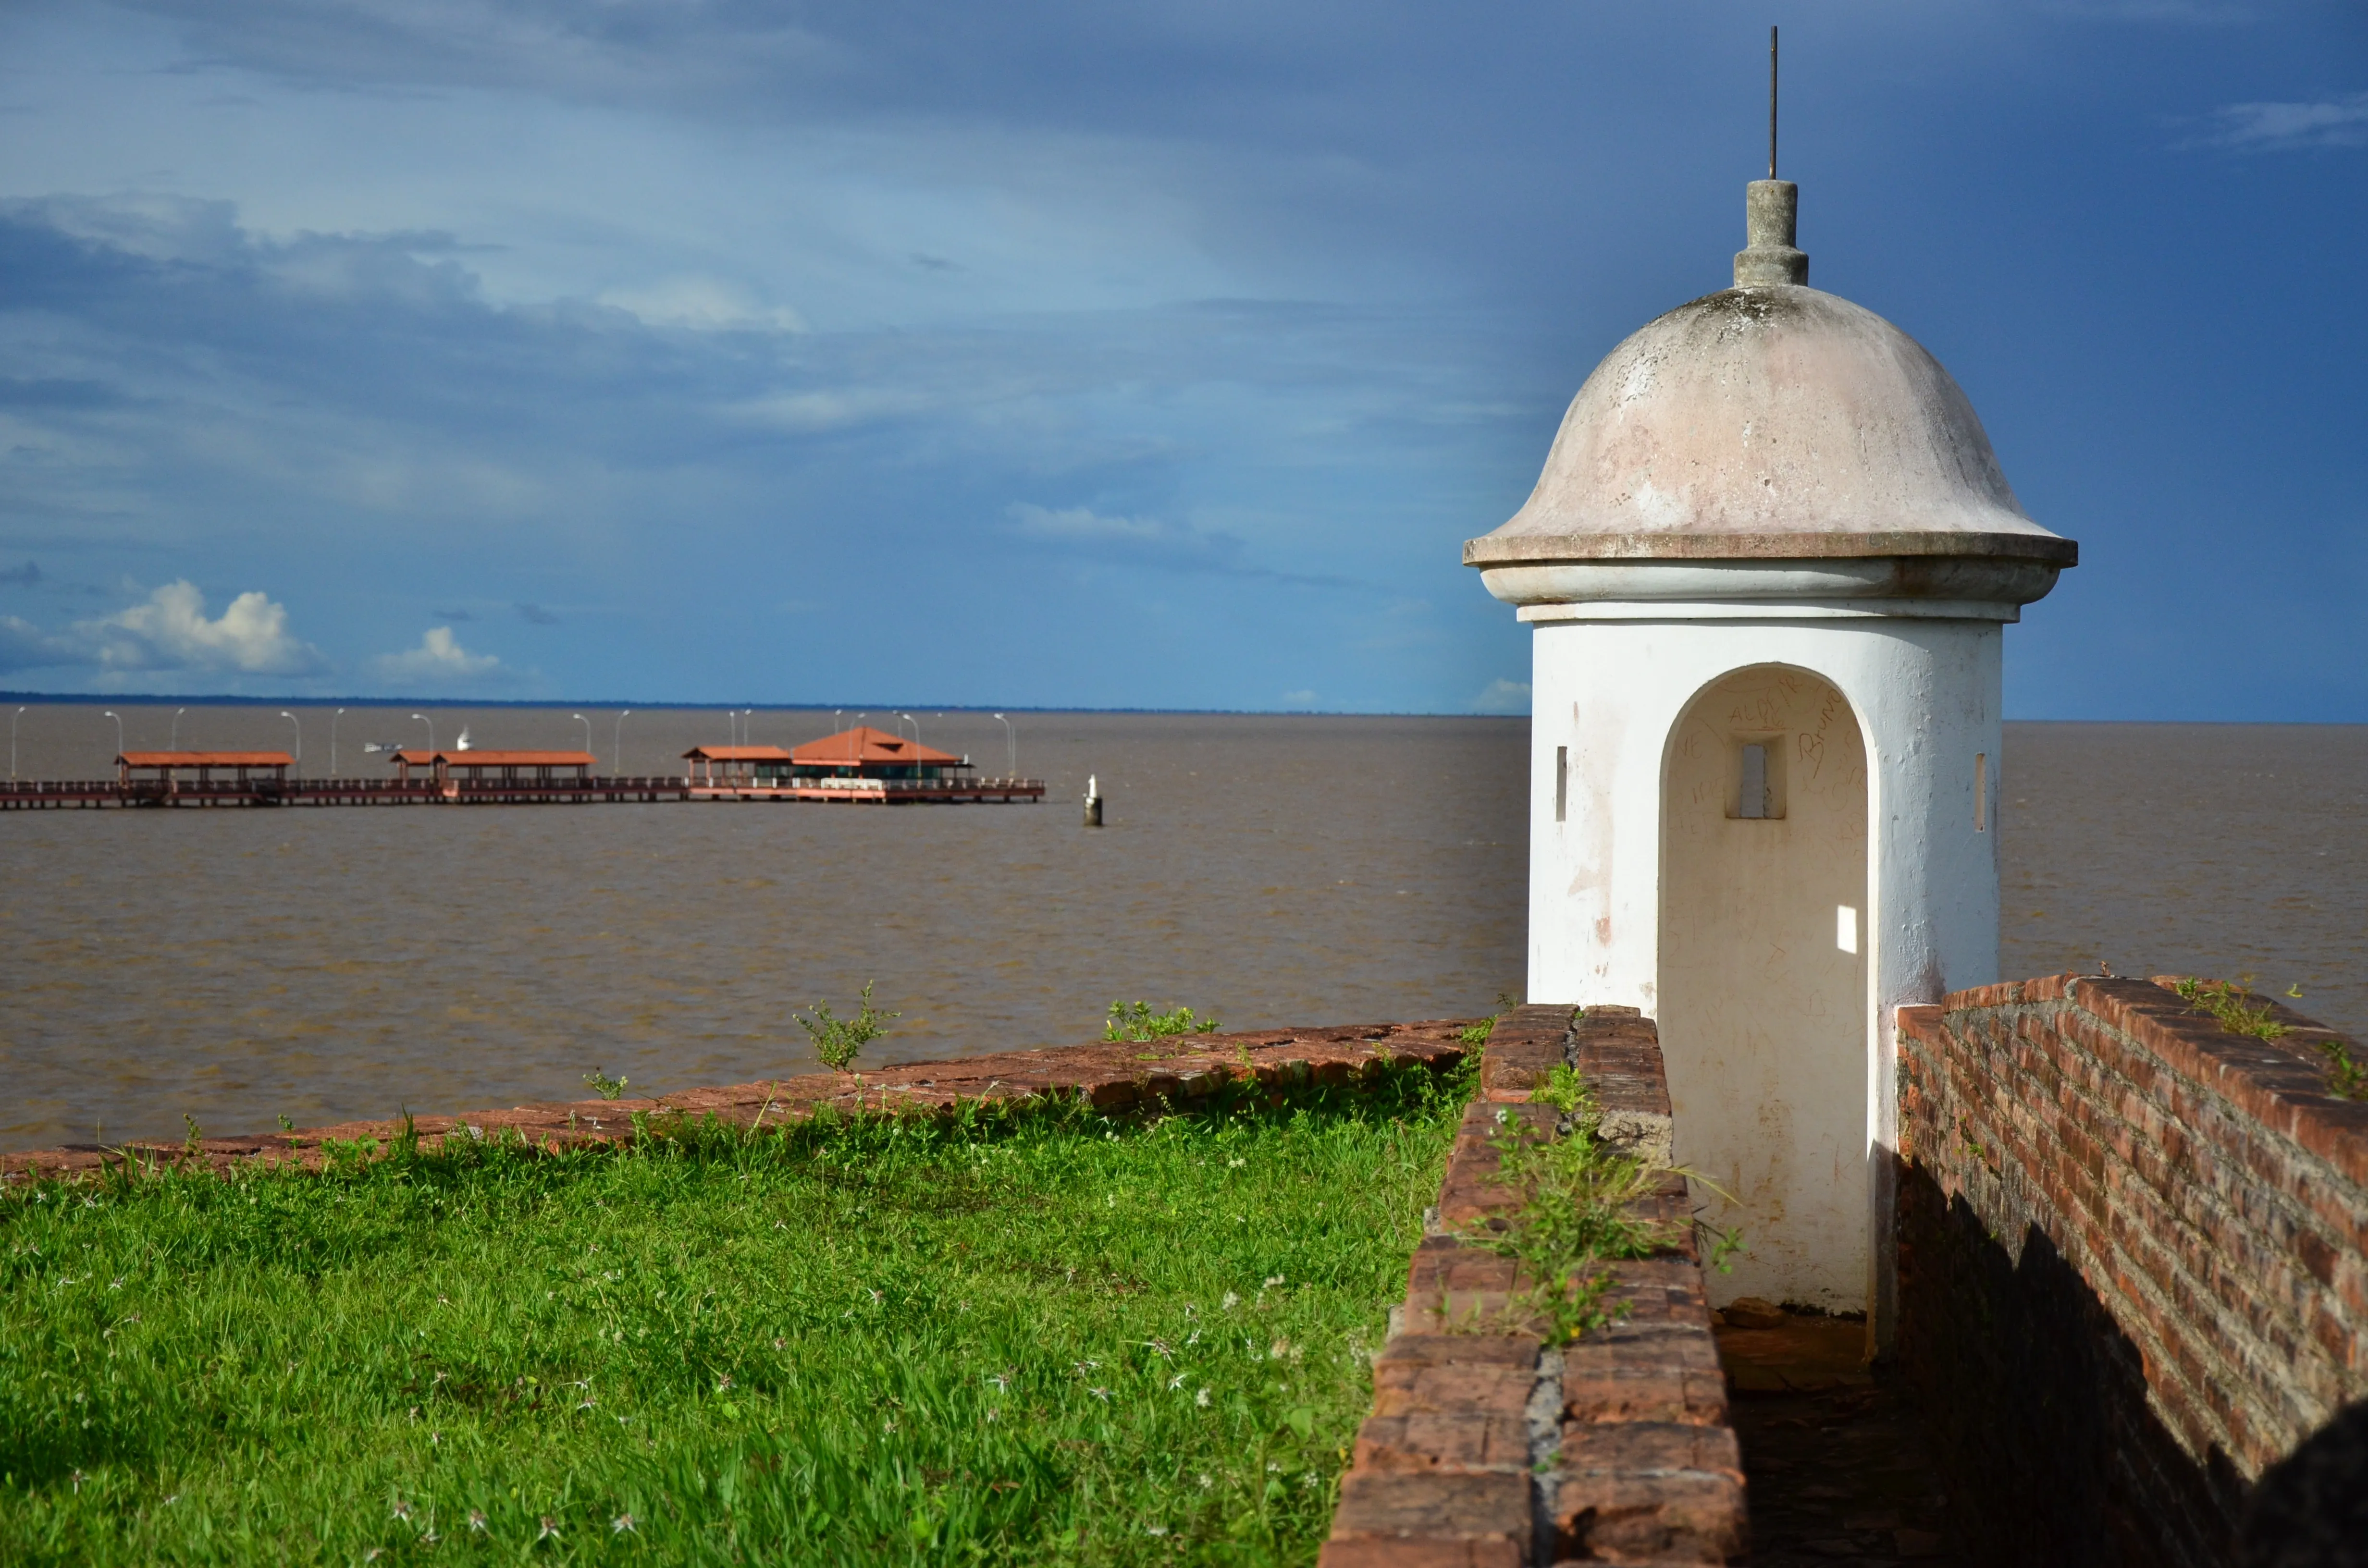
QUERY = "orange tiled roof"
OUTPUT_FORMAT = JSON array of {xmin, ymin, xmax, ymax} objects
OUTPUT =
[
  {"xmin": 789, "ymin": 726, "xmax": 964, "ymax": 767},
  {"xmin": 119, "ymin": 751, "xmax": 293, "ymax": 768}
]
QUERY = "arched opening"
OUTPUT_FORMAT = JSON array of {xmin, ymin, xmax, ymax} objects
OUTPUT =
[{"xmin": 1659, "ymin": 663, "xmax": 1870, "ymax": 1313}]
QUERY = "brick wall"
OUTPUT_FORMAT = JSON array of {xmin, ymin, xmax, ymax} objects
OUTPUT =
[
  {"xmin": 1895, "ymin": 975, "xmax": 2368, "ymax": 1566},
  {"xmin": 1322, "ymin": 1005, "xmax": 1746, "ymax": 1567}
]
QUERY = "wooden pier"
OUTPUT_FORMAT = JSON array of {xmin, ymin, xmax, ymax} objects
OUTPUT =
[
  {"xmin": 1, "ymin": 733, "xmax": 1046, "ymax": 809},
  {"xmin": 0, "ymin": 774, "xmax": 1045, "ymax": 809}
]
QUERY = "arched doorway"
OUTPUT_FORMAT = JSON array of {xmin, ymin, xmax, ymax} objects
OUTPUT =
[{"xmin": 1659, "ymin": 664, "xmax": 1870, "ymax": 1313}]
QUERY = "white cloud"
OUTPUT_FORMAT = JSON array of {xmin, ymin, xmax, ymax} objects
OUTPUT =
[
  {"xmin": 2195, "ymin": 92, "xmax": 2368, "ymax": 150},
  {"xmin": 74, "ymin": 580, "xmax": 324, "ymax": 675},
  {"xmin": 1008, "ymin": 503, "xmax": 1172, "ymax": 544},
  {"xmin": 1472, "ymin": 678, "xmax": 1530, "ymax": 715},
  {"xmin": 371, "ymin": 626, "xmax": 503, "ymax": 683},
  {"xmin": 599, "ymin": 276, "xmax": 808, "ymax": 333}
]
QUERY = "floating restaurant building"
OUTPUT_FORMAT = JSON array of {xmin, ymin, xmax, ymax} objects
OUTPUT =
[{"xmin": 680, "ymin": 727, "xmax": 1045, "ymax": 804}]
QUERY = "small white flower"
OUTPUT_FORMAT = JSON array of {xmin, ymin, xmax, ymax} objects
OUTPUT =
[
  {"xmin": 1196, "ymin": 1388, "xmax": 1211, "ymax": 1408},
  {"xmin": 538, "ymin": 1516, "xmax": 559, "ymax": 1540},
  {"xmin": 1221, "ymin": 1292, "xmax": 1239, "ymax": 1311},
  {"xmin": 392, "ymin": 1500, "xmax": 413, "ymax": 1521},
  {"xmin": 1197, "ymin": 1473, "xmax": 1213, "ymax": 1488},
  {"xmin": 1089, "ymin": 1386, "xmax": 1111, "ymax": 1401},
  {"xmin": 1146, "ymin": 1525, "xmax": 1168, "ymax": 1536},
  {"xmin": 1226, "ymin": 1157, "xmax": 1246, "ymax": 1168},
  {"xmin": 1263, "ymin": 1275, "xmax": 1284, "ymax": 1288},
  {"xmin": 612, "ymin": 1514, "xmax": 637, "ymax": 1534},
  {"xmin": 468, "ymin": 1511, "xmax": 487, "ymax": 1533}
]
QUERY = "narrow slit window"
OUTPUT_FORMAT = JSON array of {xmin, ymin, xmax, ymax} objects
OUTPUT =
[
  {"xmin": 1974, "ymin": 752, "xmax": 1988, "ymax": 832},
  {"xmin": 1738, "ymin": 744, "xmax": 1768, "ymax": 819},
  {"xmin": 1837, "ymin": 905, "xmax": 1859, "ymax": 955},
  {"xmin": 1554, "ymin": 746, "xmax": 1568, "ymax": 823}
]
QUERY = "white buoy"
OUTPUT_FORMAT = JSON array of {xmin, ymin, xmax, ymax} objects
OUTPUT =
[{"xmin": 1083, "ymin": 773, "xmax": 1103, "ymax": 827}]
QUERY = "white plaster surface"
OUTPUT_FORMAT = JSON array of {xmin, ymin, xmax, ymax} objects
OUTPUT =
[
  {"xmin": 1481, "ymin": 286, "xmax": 2060, "ymax": 548},
  {"xmin": 1527, "ymin": 615, "xmax": 2003, "ymax": 1315},
  {"xmin": 1467, "ymin": 238, "xmax": 2070, "ymax": 1330},
  {"xmin": 1661, "ymin": 664, "xmax": 1871, "ymax": 1311}
]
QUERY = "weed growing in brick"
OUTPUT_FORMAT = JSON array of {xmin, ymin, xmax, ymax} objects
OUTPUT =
[
  {"xmin": 797, "ymin": 979, "xmax": 900, "ymax": 1073},
  {"xmin": 2171, "ymin": 976, "xmax": 2367, "ymax": 1103},
  {"xmin": 0, "ymin": 1060, "xmax": 1471, "ymax": 1565},
  {"xmin": 1103, "ymin": 1002, "xmax": 1222, "ymax": 1043},
  {"xmin": 1454, "ymin": 994, "xmax": 1521, "ymax": 1048},
  {"xmin": 1456, "ymin": 1064, "xmax": 1670, "ymax": 1343},
  {"xmin": 2171, "ymin": 976, "xmax": 2292, "ymax": 1041}
]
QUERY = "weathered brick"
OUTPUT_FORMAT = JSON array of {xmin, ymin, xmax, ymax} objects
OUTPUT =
[
  {"xmin": 1316, "ymin": 1540, "xmax": 1522, "ymax": 1568},
  {"xmin": 1330, "ymin": 1470, "xmax": 1530, "ymax": 1544},
  {"xmin": 1551, "ymin": 1421, "xmax": 1746, "ymax": 1564},
  {"xmin": 1894, "ymin": 978, "xmax": 2368, "ymax": 1567},
  {"xmin": 1353, "ymin": 1410, "xmax": 1531, "ymax": 1473}
]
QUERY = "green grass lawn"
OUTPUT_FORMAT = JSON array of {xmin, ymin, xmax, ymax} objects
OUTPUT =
[{"xmin": 0, "ymin": 1061, "xmax": 1472, "ymax": 1566}]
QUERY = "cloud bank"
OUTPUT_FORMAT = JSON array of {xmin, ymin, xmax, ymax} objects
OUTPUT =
[{"xmin": 372, "ymin": 627, "xmax": 504, "ymax": 684}]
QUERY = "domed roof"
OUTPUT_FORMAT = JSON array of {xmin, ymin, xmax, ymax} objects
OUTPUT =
[{"xmin": 1465, "ymin": 282, "xmax": 2075, "ymax": 572}]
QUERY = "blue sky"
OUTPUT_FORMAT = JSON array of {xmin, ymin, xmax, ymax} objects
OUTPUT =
[{"xmin": 0, "ymin": 2, "xmax": 2359, "ymax": 717}]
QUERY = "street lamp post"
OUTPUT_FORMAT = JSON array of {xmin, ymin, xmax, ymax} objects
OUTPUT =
[
  {"xmin": 10, "ymin": 705, "xmax": 25, "ymax": 781},
  {"xmin": 102, "ymin": 709, "xmax": 123, "ymax": 764},
  {"xmin": 279, "ymin": 711, "xmax": 302, "ymax": 775},
  {"xmin": 331, "ymin": 709, "xmax": 345, "ymax": 776},
  {"xmin": 573, "ymin": 713, "xmax": 592, "ymax": 757},
  {"xmin": 613, "ymin": 710, "xmax": 631, "ymax": 778},
  {"xmin": 900, "ymin": 712, "xmax": 920, "ymax": 749},
  {"xmin": 992, "ymin": 712, "xmax": 1015, "ymax": 778},
  {"xmin": 411, "ymin": 712, "xmax": 435, "ymax": 756},
  {"xmin": 170, "ymin": 707, "xmax": 187, "ymax": 751}
]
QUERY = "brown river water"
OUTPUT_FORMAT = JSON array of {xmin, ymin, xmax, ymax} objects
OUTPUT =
[{"xmin": 2, "ymin": 708, "xmax": 2362, "ymax": 1152}]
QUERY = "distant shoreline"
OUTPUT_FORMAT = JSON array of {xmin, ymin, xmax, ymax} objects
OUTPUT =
[
  {"xmin": 0, "ymin": 692, "xmax": 1525, "ymax": 717},
  {"xmin": 4, "ymin": 694, "xmax": 2361, "ymax": 726}
]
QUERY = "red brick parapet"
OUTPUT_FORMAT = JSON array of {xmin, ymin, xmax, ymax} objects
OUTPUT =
[
  {"xmin": 0, "ymin": 1020, "xmax": 1476, "ymax": 1183},
  {"xmin": 1895, "ymin": 974, "xmax": 2368, "ymax": 1565},
  {"xmin": 1322, "ymin": 1005, "xmax": 1746, "ymax": 1568}
]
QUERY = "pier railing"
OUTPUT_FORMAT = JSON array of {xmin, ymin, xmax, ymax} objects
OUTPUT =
[{"xmin": 0, "ymin": 774, "xmax": 1045, "ymax": 808}]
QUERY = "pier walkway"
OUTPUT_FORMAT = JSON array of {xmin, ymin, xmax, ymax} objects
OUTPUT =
[{"xmin": 0, "ymin": 775, "xmax": 1046, "ymax": 809}]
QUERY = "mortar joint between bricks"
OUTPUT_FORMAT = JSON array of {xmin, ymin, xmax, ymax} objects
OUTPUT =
[{"xmin": 1526, "ymin": 1343, "xmax": 1565, "ymax": 1567}]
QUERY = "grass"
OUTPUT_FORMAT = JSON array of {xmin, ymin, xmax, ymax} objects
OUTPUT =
[
  {"xmin": 0, "ymin": 1061, "xmax": 1474, "ymax": 1566},
  {"xmin": 2171, "ymin": 976, "xmax": 2368, "ymax": 1102},
  {"xmin": 1101, "ymin": 1004, "xmax": 1221, "ymax": 1044}
]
